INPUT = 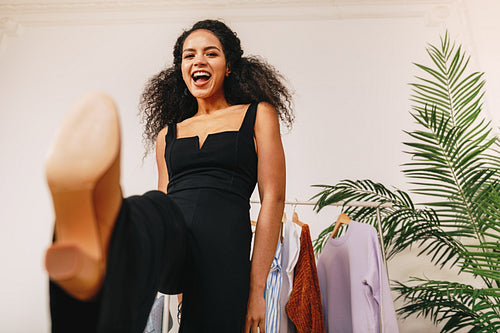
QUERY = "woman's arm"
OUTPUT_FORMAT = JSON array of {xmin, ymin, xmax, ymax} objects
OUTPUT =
[
  {"xmin": 156, "ymin": 126, "xmax": 169, "ymax": 193},
  {"xmin": 244, "ymin": 102, "xmax": 286, "ymax": 333}
]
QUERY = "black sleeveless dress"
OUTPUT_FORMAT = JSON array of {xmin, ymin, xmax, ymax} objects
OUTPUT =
[{"xmin": 165, "ymin": 102, "xmax": 258, "ymax": 332}]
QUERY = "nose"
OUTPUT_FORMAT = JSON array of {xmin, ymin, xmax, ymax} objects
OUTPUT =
[{"xmin": 194, "ymin": 54, "xmax": 207, "ymax": 66}]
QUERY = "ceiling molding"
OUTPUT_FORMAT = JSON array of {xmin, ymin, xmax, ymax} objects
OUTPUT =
[
  {"xmin": 0, "ymin": 17, "xmax": 21, "ymax": 49},
  {"xmin": 0, "ymin": 0, "xmax": 457, "ymax": 26}
]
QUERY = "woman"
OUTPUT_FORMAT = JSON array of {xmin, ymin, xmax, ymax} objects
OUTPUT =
[
  {"xmin": 45, "ymin": 19, "xmax": 293, "ymax": 333},
  {"xmin": 141, "ymin": 19, "xmax": 293, "ymax": 332}
]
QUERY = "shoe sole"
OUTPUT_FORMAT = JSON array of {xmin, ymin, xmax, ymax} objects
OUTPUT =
[{"xmin": 45, "ymin": 92, "xmax": 121, "ymax": 300}]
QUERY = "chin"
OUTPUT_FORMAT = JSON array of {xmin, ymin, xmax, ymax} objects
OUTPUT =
[
  {"xmin": 190, "ymin": 92, "xmax": 211, "ymax": 99},
  {"xmin": 189, "ymin": 88, "xmax": 216, "ymax": 100}
]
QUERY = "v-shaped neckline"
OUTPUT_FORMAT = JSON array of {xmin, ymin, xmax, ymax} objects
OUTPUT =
[
  {"xmin": 174, "ymin": 104, "xmax": 252, "ymax": 150},
  {"xmin": 178, "ymin": 131, "xmax": 238, "ymax": 150}
]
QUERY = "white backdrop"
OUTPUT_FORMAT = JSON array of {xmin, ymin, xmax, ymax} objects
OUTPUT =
[{"xmin": 0, "ymin": 1, "xmax": 499, "ymax": 331}]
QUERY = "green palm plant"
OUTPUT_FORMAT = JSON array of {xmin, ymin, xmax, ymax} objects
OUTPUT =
[{"xmin": 312, "ymin": 32, "xmax": 500, "ymax": 332}]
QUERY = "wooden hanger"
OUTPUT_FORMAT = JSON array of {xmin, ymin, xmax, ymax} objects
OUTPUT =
[
  {"xmin": 278, "ymin": 213, "xmax": 287, "ymax": 241},
  {"xmin": 331, "ymin": 213, "xmax": 351, "ymax": 238},
  {"xmin": 292, "ymin": 211, "xmax": 306, "ymax": 227},
  {"xmin": 250, "ymin": 220, "xmax": 256, "ymax": 234}
]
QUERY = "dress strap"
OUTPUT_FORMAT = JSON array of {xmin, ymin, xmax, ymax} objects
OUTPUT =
[
  {"xmin": 165, "ymin": 123, "xmax": 176, "ymax": 146},
  {"xmin": 240, "ymin": 102, "xmax": 258, "ymax": 137}
]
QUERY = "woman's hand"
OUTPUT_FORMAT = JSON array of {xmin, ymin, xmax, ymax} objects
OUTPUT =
[{"xmin": 244, "ymin": 290, "xmax": 266, "ymax": 333}]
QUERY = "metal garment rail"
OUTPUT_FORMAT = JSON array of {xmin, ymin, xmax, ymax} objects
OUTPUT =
[{"xmin": 250, "ymin": 199, "xmax": 393, "ymax": 278}]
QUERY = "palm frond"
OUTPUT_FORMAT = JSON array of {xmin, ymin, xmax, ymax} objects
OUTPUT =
[
  {"xmin": 311, "ymin": 180, "xmax": 467, "ymax": 269},
  {"xmin": 394, "ymin": 278, "xmax": 500, "ymax": 332},
  {"xmin": 313, "ymin": 31, "xmax": 500, "ymax": 331}
]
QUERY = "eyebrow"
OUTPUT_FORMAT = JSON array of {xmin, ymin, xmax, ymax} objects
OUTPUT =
[{"xmin": 182, "ymin": 46, "xmax": 221, "ymax": 53}]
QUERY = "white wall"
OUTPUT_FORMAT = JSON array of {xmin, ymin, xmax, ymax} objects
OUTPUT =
[{"xmin": 0, "ymin": 1, "xmax": 498, "ymax": 331}]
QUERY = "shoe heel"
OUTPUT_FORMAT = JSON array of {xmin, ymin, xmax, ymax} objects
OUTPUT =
[{"xmin": 45, "ymin": 243, "xmax": 104, "ymax": 300}]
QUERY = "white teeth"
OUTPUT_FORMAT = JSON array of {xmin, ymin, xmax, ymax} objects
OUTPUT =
[{"xmin": 193, "ymin": 71, "xmax": 211, "ymax": 78}]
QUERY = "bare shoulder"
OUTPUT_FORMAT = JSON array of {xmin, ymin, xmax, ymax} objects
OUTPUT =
[
  {"xmin": 256, "ymin": 101, "xmax": 277, "ymax": 116},
  {"xmin": 254, "ymin": 101, "xmax": 284, "ymax": 166},
  {"xmin": 255, "ymin": 102, "xmax": 279, "ymax": 129}
]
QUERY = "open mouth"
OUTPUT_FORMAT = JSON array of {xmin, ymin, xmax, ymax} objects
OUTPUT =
[{"xmin": 192, "ymin": 71, "xmax": 211, "ymax": 84}]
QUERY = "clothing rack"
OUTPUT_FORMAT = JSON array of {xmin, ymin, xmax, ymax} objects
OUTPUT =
[
  {"xmin": 250, "ymin": 199, "xmax": 393, "ymax": 278},
  {"xmin": 160, "ymin": 199, "xmax": 393, "ymax": 332}
]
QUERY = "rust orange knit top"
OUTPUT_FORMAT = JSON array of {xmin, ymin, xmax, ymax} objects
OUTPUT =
[{"xmin": 285, "ymin": 224, "xmax": 325, "ymax": 333}]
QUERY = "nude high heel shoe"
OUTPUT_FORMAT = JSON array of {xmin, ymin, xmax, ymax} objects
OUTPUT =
[{"xmin": 44, "ymin": 92, "xmax": 122, "ymax": 301}]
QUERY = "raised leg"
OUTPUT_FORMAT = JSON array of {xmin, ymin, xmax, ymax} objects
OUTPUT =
[{"xmin": 45, "ymin": 93, "xmax": 187, "ymax": 333}]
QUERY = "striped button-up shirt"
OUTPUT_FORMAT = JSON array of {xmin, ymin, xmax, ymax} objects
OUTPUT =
[{"xmin": 264, "ymin": 239, "xmax": 282, "ymax": 332}]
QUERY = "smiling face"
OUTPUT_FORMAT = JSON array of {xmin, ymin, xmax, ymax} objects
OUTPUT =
[{"xmin": 181, "ymin": 29, "xmax": 230, "ymax": 102}]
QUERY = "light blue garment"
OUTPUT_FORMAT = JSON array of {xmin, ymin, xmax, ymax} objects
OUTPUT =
[
  {"xmin": 144, "ymin": 295, "xmax": 164, "ymax": 333},
  {"xmin": 264, "ymin": 238, "xmax": 282, "ymax": 332},
  {"xmin": 144, "ymin": 295, "xmax": 174, "ymax": 333}
]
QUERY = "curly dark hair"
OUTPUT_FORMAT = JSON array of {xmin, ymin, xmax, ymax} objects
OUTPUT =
[{"xmin": 139, "ymin": 19, "xmax": 294, "ymax": 153}]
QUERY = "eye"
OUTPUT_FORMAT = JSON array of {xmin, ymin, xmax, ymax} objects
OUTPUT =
[
  {"xmin": 183, "ymin": 54, "xmax": 194, "ymax": 59},
  {"xmin": 206, "ymin": 52, "xmax": 218, "ymax": 57}
]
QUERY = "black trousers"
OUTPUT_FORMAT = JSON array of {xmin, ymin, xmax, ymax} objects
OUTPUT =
[{"xmin": 49, "ymin": 191, "xmax": 187, "ymax": 333}]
